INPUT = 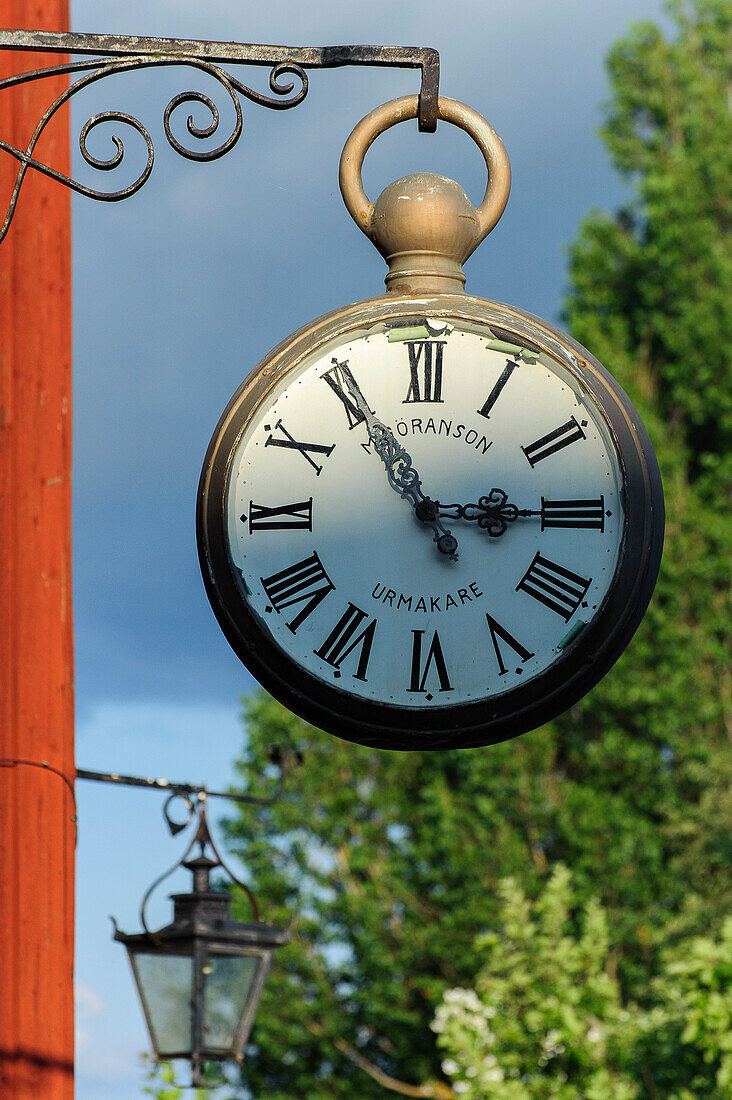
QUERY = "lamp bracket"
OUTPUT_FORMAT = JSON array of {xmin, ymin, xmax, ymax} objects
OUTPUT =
[
  {"xmin": 77, "ymin": 737, "xmax": 301, "ymax": 833},
  {"xmin": 0, "ymin": 30, "xmax": 440, "ymax": 245}
]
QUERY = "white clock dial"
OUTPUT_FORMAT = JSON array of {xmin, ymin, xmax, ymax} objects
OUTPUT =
[{"xmin": 223, "ymin": 316, "xmax": 624, "ymax": 709}]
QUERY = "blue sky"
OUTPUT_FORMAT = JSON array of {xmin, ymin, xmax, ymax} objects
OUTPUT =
[{"xmin": 67, "ymin": 0, "xmax": 666, "ymax": 1095}]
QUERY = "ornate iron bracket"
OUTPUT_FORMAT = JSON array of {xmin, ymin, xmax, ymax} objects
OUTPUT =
[{"xmin": 0, "ymin": 31, "xmax": 440, "ymax": 245}]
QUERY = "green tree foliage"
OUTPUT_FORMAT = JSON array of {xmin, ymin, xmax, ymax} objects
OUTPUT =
[
  {"xmin": 142, "ymin": 1059, "xmax": 203, "ymax": 1100},
  {"xmin": 433, "ymin": 868, "xmax": 732, "ymax": 1098},
  {"xmin": 564, "ymin": 0, "xmax": 732, "ymax": 488},
  {"xmin": 225, "ymin": 694, "xmax": 556, "ymax": 1100},
  {"xmin": 638, "ymin": 916, "xmax": 732, "ymax": 1097},
  {"xmin": 561, "ymin": 0, "xmax": 731, "ymax": 962},
  {"xmin": 212, "ymin": 2, "xmax": 730, "ymax": 1097}
]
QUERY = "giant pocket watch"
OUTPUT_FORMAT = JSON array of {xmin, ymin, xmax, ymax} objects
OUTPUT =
[{"xmin": 197, "ymin": 96, "xmax": 664, "ymax": 751}]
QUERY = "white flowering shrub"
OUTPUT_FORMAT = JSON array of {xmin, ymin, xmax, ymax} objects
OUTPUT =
[
  {"xmin": 431, "ymin": 866, "xmax": 639, "ymax": 1099},
  {"xmin": 432, "ymin": 867, "xmax": 732, "ymax": 1098}
]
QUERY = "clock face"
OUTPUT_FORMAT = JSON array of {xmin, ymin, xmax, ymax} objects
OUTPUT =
[{"xmin": 198, "ymin": 299, "xmax": 663, "ymax": 749}]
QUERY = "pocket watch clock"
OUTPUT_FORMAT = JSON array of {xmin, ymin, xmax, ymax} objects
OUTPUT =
[{"xmin": 197, "ymin": 96, "xmax": 664, "ymax": 750}]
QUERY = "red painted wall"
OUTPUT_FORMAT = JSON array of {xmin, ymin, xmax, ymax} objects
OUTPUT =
[{"xmin": 0, "ymin": 3, "xmax": 75, "ymax": 1098}]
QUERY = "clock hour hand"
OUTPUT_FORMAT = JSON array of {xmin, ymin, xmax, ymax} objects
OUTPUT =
[
  {"xmin": 428, "ymin": 488, "xmax": 538, "ymax": 539},
  {"xmin": 338, "ymin": 362, "xmax": 459, "ymax": 560}
]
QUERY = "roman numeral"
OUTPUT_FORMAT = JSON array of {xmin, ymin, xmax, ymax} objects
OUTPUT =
[
  {"xmin": 246, "ymin": 498, "xmax": 313, "ymax": 532},
  {"xmin": 477, "ymin": 358, "xmax": 518, "ymax": 419},
  {"xmin": 485, "ymin": 613, "xmax": 535, "ymax": 675},
  {"xmin": 403, "ymin": 341, "xmax": 446, "ymax": 403},
  {"xmin": 409, "ymin": 630, "xmax": 453, "ymax": 696},
  {"xmin": 321, "ymin": 360, "xmax": 368, "ymax": 430},
  {"xmin": 260, "ymin": 552, "xmax": 334, "ymax": 633},
  {"xmin": 314, "ymin": 603, "xmax": 377, "ymax": 681},
  {"xmin": 264, "ymin": 419, "xmax": 335, "ymax": 474},
  {"xmin": 540, "ymin": 497, "xmax": 605, "ymax": 531},
  {"xmin": 516, "ymin": 553, "xmax": 591, "ymax": 622},
  {"xmin": 522, "ymin": 417, "xmax": 586, "ymax": 467}
]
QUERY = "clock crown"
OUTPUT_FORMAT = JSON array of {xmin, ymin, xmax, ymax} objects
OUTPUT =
[
  {"xmin": 339, "ymin": 96, "xmax": 511, "ymax": 297},
  {"xmin": 370, "ymin": 172, "xmax": 479, "ymax": 295}
]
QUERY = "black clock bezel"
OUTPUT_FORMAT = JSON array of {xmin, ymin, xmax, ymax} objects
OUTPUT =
[{"xmin": 197, "ymin": 293, "xmax": 664, "ymax": 751}]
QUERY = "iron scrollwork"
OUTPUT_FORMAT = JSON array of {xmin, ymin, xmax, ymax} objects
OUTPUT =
[{"xmin": 0, "ymin": 31, "xmax": 440, "ymax": 245}]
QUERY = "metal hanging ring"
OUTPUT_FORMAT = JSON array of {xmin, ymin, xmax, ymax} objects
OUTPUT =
[
  {"xmin": 163, "ymin": 792, "xmax": 196, "ymax": 835},
  {"xmin": 339, "ymin": 94, "xmax": 511, "ymax": 242}
]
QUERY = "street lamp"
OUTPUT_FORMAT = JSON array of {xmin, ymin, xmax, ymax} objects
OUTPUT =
[
  {"xmin": 72, "ymin": 753, "xmax": 302, "ymax": 1091},
  {"xmin": 113, "ymin": 805, "xmax": 287, "ymax": 1088}
]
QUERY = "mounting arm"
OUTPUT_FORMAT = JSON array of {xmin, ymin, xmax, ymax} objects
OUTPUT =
[{"xmin": 0, "ymin": 30, "xmax": 440, "ymax": 244}]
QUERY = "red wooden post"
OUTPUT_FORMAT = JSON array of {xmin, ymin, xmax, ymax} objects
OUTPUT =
[{"xmin": 0, "ymin": 2, "xmax": 75, "ymax": 1098}]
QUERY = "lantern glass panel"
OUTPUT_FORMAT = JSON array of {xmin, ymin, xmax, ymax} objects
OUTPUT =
[
  {"xmin": 203, "ymin": 951, "xmax": 262, "ymax": 1050},
  {"xmin": 133, "ymin": 951, "xmax": 193, "ymax": 1056}
]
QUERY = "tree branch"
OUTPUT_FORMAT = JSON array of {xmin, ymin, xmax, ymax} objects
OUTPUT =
[
  {"xmin": 307, "ymin": 1022, "xmax": 456, "ymax": 1100},
  {"xmin": 642, "ymin": 1066, "xmax": 660, "ymax": 1100}
]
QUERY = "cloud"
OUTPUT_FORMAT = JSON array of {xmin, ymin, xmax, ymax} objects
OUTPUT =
[
  {"xmin": 76, "ymin": 983, "xmax": 104, "ymax": 1020},
  {"xmin": 74, "ymin": 981, "xmax": 143, "ymax": 1094},
  {"xmin": 76, "ymin": 1040, "xmax": 141, "ymax": 1088}
]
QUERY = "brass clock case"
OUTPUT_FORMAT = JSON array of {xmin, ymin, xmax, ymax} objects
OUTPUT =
[{"xmin": 197, "ymin": 291, "xmax": 664, "ymax": 750}]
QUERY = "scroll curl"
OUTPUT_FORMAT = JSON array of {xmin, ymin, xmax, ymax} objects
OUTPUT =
[
  {"xmin": 227, "ymin": 61, "xmax": 308, "ymax": 110},
  {"xmin": 164, "ymin": 88, "xmax": 242, "ymax": 162},
  {"xmin": 79, "ymin": 112, "xmax": 154, "ymax": 178}
]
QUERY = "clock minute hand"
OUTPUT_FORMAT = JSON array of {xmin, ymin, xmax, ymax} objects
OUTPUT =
[{"xmin": 339, "ymin": 363, "xmax": 459, "ymax": 560}]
